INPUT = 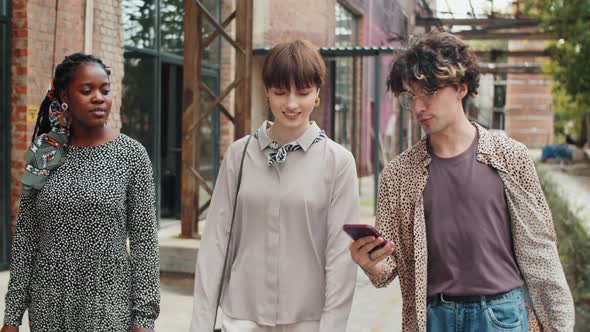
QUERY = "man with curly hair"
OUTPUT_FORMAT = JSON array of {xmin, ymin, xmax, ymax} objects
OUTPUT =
[{"xmin": 349, "ymin": 32, "xmax": 574, "ymax": 331}]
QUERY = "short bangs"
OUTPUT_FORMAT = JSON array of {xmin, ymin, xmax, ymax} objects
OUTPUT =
[{"xmin": 262, "ymin": 40, "xmax": 326, "ymax": 90}]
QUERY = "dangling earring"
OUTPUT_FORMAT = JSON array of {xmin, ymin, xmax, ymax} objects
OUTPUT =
[
  {"xmin": 59, "ymin": 102, "xmax": 71, "ymax": 127},
  {"xmin": 315, "ymin": 97, "xmax": 320, "ymax": 107}
]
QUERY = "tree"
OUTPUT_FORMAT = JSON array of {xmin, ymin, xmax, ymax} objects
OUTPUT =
[{"xmin": 525, "ymin": 0, "xmax": 590, "ymax": 142}]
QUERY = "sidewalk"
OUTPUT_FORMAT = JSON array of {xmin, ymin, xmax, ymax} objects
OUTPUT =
[{"xmin": 535, "ymin": 158, "xmax": 590, "ymax": 228}]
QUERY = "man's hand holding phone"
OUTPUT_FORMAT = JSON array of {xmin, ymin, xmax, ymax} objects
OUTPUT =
[{"xmin": 344, "ymin": 224, "xmax": 395, "ymax": 275}]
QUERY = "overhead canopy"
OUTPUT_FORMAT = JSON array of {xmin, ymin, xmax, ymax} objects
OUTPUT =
[{"xmin": 253, "ymin": 46, "xmax": 399, "ymax": 58}]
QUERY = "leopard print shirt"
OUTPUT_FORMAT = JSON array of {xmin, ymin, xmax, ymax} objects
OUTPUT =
[{"xmin": 368, "ymin": 124, "xmax": 575, "ymax": 332}]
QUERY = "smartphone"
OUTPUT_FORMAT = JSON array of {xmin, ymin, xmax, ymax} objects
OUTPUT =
[{"xmin": 343, "ymin": 224, "xmax": 387, "ymax": 254}]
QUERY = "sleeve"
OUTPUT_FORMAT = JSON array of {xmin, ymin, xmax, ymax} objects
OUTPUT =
[
  {"xmin": 364, "ymin": 167, "xmax": 399, "ymax": 288},
  {"xmin": 510, "ymin": 142, "xmax": 575, "ymax": 332},
  {"xmin": 3, "ymin": 194, "xmax": 40, "ymax": 326},
  {"xmin": 190, "ymin": 142, "xmax": 239, "ymax": 332},
  {"xmin": 127, "ymin": 146, "xmax": 160, "ymax": 329},
  {"xmin": 319, "ymin": 153, "xmax": 359, "ymax": 332}
]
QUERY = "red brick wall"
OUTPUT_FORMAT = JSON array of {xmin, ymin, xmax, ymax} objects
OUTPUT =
[
  {"xmin": 505, "ymin": 41, "xmax": 554, "ymax": 149},
  {"xmin": 10, "ymin": 0, "xmax": 29, "ymax": 222},
  {"xmin": 92, "ymin": 0, "xmax": 124, "ymax": 129},
  {"xmin": 266, "ymin": 0, "xmax": 336, "ymax": 47},
  {"xmin": 10, "ymin": 0, "xmax": 124, "ymax": 226},
  {"xmin": 505, "ymin": 71, "xmax": 554, "ymax": 148}
]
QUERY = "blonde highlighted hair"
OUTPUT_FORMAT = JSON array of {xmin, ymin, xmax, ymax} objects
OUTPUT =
[{"xmin": 387, "ymin": 32, "xmax": 479, "ymax": 98}]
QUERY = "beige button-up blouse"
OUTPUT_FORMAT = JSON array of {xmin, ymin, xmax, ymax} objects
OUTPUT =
[{"xmin": 190, "ymin": 121, "xmax": 359, "ymax": 332}]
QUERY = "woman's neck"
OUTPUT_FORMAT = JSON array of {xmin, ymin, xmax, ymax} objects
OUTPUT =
[
  {"xmin": 267, "ymin": 121, "xmax": 311, "ymax": 145},
  {"xmin": 69, "ymin": 124, "xmax": 117, "ymax": 147}
]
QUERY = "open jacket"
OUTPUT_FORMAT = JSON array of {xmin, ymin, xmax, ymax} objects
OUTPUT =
[{"xmin": 368, "ymin": 124, "xmax": 575, "ymax": 332}]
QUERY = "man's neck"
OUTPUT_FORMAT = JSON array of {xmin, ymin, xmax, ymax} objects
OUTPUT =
[{"xmin": 428, "ymin": 115, "xmax": 476, "ymax": 158}]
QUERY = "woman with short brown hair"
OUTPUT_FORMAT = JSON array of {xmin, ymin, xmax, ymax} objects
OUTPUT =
[{"xmin": 190, "ymin": 40, "xmax": 359, "ymax": 332}]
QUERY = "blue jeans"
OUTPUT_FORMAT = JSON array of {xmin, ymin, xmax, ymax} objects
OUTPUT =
[{"xmin": 427, "ymin": 288, "xmax": 529, "ymax": 332}]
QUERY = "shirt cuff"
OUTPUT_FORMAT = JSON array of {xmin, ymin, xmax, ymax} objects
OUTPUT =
[
  {"xmin": 132, "ymin": 315, "xmax": 155, "ymax": 329},
  {"xmin": 3, "ymin": 314, "xmax": 23, "ymax": 327}
]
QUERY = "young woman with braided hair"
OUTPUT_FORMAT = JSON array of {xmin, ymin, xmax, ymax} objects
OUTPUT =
[{"xmin": 1, "ymin": 53, "xmax": 160, "ymax": 332}]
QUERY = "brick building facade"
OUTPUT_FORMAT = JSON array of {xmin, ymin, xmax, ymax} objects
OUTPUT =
[
  {"xmin": 2, "ymin": 0, "xmax": 124, "ymax": 265},
  {"xmin": 9, "ymin": 0, "xmax": 124, "ymax": 216},
  {"xmin": 4, "ymin": 0, "xmax": 557, "ymax": 262},
  {"xmin": 2, "ymin": 0, "xmax": 413, "ymax": 248},
  {"xmin": 504, "ymin": 40, "xmax": 554, "ymax": 148}
]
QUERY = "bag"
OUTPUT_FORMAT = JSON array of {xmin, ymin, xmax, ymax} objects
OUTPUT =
[{"xmin": 213, "ymin": 134, "xmax": 252, "ymax": 332}]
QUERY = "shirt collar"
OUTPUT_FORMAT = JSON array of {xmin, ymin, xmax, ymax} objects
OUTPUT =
[{"xmin": 256, "ymin": 120, "xmax": 322, "ymax": 152}]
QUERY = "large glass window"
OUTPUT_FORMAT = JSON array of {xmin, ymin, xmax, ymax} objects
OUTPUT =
[
  {"xmin": 333, "ymin": 2, "xmax": 358, "ymax": 149},
  {"xmin": 122, "ymin": 0, "xmax": 221, "ymax": 219},
  {"xmin": 0, "ymin": 0, "xmax": 11, "ymax": 268},
  {"xmin": 123, "ymin": 0, "xmax": 157, "ymax": 49},
  {"xmin": 121, "ymin": 53, "xmax": 158, "ymax": 158},
  {"xmin": 160, "ymin": 0, "xmax": 184, "ymax": 55}
]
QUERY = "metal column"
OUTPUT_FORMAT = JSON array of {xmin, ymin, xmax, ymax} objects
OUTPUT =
[
  {"xmin": 181, "ymin": 0, "xmax": 253, "ymax": 238},
  {"xmin": 373, "ymin": 55, "xmax": 381, "ymax": 213}
]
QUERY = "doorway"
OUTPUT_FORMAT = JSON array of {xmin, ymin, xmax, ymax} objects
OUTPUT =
[{"xmin": 160, "ymin": 63, "xmax": 183, "ymax": 219}]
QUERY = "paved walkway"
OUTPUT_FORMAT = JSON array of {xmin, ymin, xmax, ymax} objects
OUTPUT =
[
  {"xmin": 536, "ymin": 159, "xmax": 590, "ymax": 228},
  {"xmin": 0, "ymin": 270, "xmax": 402, "ymax": 332}
]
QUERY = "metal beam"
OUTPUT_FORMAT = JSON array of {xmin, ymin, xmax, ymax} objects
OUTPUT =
[
  {"xmin": 234, "ymin": 0, "xmax": 253, "ymax": 139},
  {"xmin": 203, "ymin": 10, "xmax": 236, "ymax": 49},
  {"xmin": 193, "ymin": 0, "xmax": 245, "ymax": 54},
  {"xmin": 475, "ymin": 49, "xmax": 550, "ymax": 58},
  {"xmin": 416, "ymin": 17, "xmax": 540, "ymax": 27},
  {"xmin": 455, "ymin": 31, "xmax": 555, "ymax": 40},
  {"xmin": 181, "ymin": 0, "xmax": 253, "ymax": 236},
  {"xmin": 181, "ymin": 0, "xmax": 202, "ymax": 238},
  {"xmin": 373, "ymin": 55, "xmax": 381, "ymax": 214},
  {"xmin": 200, "ymin": 82, "xmax": 235, "ymax": 123},
  {"xmin": 479, "ymin": 62, "xmax": 542, "ymax": 74},
  {"xmin": 253, "ymin": 46, "xmax": 399, "ymax": 58}
]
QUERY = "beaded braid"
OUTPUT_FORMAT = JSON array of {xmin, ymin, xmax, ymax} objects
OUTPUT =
[{"xmin": 31, "ymin": 53, "xmax": 111, "ymax": 142}]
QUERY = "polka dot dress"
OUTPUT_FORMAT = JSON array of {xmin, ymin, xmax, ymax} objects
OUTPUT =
[{"xmin": 3, "ymin": 134, "xmax": 160, "ymax": 331}]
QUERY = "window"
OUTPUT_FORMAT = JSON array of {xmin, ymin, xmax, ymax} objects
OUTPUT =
[
  {"xmin": 122, "ymin": 0, "xmax": 221, "ymax": 219},
  {"xmin": 333, "ymin": 2, "xmax": 358, "ymax": 149},
  {"xmin": 123, "ymin": 0, "xmax": 157, "ymax": 50},
  {"xmin": 160, "ymin": 0, "xmax": 185, "ymax": 55}
]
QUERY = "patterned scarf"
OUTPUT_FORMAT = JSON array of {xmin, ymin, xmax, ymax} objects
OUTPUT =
[
  {"xmin": 255, "ymin": 129, "xmax": 327, "ymax": 166},
  {"xmin": 21, "ymin": 98, "xmax": 70, "ymax": 196}
]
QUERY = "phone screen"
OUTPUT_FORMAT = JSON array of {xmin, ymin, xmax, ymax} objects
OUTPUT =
[{"xmin": 342, "ymin": 224, "xmax": 387, "ymax": 254}]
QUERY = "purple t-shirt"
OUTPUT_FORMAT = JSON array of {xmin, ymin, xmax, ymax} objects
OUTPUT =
[{"xmin": 423, "ymin": 134, "xmax": 524, "ymax": 296}]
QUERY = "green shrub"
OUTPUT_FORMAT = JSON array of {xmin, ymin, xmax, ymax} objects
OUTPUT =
[{"xmin": 538, "ymin": 168, "xmax": 590, "ymax": 329}]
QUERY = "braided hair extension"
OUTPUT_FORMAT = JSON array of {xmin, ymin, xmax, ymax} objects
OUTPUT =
[{"xmin": 31, "ymin": 53, "xmax": 111, "ymax": 142}]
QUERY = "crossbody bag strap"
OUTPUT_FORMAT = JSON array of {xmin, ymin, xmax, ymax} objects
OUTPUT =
[{"xmin": 212, "ymin": 134, "xmax": 252, "ymax": 331}]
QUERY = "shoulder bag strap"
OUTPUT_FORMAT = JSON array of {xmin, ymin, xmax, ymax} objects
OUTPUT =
[{"xmin": 212, "ymin": 134, "xmax": 252, "ymax": 331}]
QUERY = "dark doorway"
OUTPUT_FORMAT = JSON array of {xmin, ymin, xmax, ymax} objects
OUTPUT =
[{"xmin": 160, "ymin": 63, "xmax": 183, "ymax": 219}]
